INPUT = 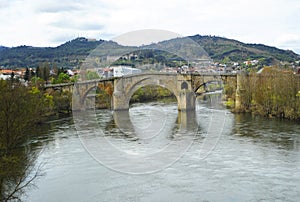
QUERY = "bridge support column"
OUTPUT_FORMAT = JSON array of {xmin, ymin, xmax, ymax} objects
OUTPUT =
[
  {"xmin": 178, "ymin": 90, "xmax": 196, "ymax": 111},
  {"xmin": 72, "ymin": 85, "xmax": 83, "ymax": 111},
  {"xmin": 177, "ymin": 74, "xmax": 196, "ymax": 111},
  {"xmin": 113, "ymin": 91, "xmax": 129, "ymax": 111},
  {"xmin": 112, "ymin": 78, "xmax": 130, "ymax": 111}
]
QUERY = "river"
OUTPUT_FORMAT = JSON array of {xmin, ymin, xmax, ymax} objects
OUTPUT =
[{"xmin": 22, "ymin": 94, "xmax": 300, "ymax": 201}]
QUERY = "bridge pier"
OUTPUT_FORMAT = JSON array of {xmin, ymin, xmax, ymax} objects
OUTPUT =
[
  {"xmin": 177, "ymin": 91, "xmax": 196, "ymax": 111},
  {"xmin": 72, "ymin": 84, "xmax": 82, "ymax": 111},
  {"xmin": 113, "ymin": 91, "xmax": 130, "ymax": 111},
  {"xmin": 177, "ymin": 74, "xmax": 196, "ymax": 111}
]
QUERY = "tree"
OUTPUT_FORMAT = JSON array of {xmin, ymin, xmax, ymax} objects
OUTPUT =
[
  {"xmin": 222, "ymin": 56, "xmax": 230, "ymax": 65},
  {"xmin": 0, "ymin": 79, "xmax": 48, "ymax": 201},
  {"xmin": 36, "ymin": 62, "xmax": 50, "ymax": 81},
  {"xmin": 0, "ymin": 80, "xmax": 48, "ymax": 152},
  {"xmin": 86, "ymin": 70, "xmax": 100, "ymax": 80},
  {"xmin": 35, "ymin": 66, "xmax": 40, "ymax": 79},
  {"xmin": 24, "ymin": 68, "xmax": 30, "ymax": 82},
  {"xmin": 57, "ymin": 72, "xmax": 70, "ymax": 83}
]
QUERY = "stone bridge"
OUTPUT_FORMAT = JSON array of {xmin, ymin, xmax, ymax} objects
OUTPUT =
[{"xmin": 44, "ymin": 72, "xmax": 238, "ymax": 111}]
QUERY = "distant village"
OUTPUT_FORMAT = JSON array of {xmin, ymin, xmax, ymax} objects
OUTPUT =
[{"xmin": 1, "ymin": 59, "xmax": 300, "ymax": 83}]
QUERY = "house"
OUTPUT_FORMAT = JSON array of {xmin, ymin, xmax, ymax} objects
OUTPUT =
[
  {"xmin": 0, "ymin": 69, "xmax": 25, "ymax": 80},
  {"xmin": 0, "ymin": 74, "xmax": 11, "ymax": 80},
  {"xmin": 112, "ymin": 66, "xmax": 142, "ymax": 77},
  {"xmin": 102, "ymin": 68, "xmax": 113, "ymax": 78},
  {"xmin": 243, "ymin": 60, "xmax": 259, "ymax": 66}
]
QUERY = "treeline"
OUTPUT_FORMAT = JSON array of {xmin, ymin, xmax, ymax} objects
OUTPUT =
[
  {"xmin": 112, "ymin": 49, "xmax": 188, "ymax": 69},
  {"xmin": 23, "ymin": 62, "xmax": 79, "ymax": 85},
  {"xmin": 0, "ymin": 79, "xmax": 50, "ymax": 201},
  {"xmin": 225, "ymin": 68, "xmax": 300, "ymax": 120}
]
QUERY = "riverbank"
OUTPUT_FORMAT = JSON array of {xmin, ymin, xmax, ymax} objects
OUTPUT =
[{"xmin": 224, "ymin": 69, "xmax": 300, "ymax": 121}]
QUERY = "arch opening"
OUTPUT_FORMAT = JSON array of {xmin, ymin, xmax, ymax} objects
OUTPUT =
[
  {"xmin": 129, "ymin": 85, "xmax": 177, "ymax": 106},
  {"xmin": 95, "ymin": 84, "xmax": 113, "ymax": 109},
  {"xmin": 194, "ymin": 80, "xmax": 224, "ymax": 94},
  {"xmin": 181, "ymin": 81, "xmax": 188, "ymax": 90},
  {"xmin": 80, "ymin": 82, "xmax": 114, "ymax": 109}
]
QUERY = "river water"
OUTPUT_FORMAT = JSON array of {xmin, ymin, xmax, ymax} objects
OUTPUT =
[{"xmin": 23, "ymin": 95, "xmax": 300, "ymax": 201}]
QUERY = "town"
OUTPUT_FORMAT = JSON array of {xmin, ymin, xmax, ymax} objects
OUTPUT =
[{"xmin": 1, "ymin": 59, "xmax": 300, "ymax": 84}]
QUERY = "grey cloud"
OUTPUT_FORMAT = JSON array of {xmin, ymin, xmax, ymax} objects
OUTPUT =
[
  {"xmin": 35, "ymin": 0, "xmax": 112, "ymax": 14},
  {"xmin": 34, "ymin": 0, "xmax": 86, "ymax": 13},
  {"xmin": 50, "ymin": 20, "xmax": 105, "ymax": 31}
]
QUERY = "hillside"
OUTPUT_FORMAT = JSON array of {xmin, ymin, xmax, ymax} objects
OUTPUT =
[
  {"xmin": 0, "ymin": 38, "xmax": 103, "ymax": 68},
  {"xmin": 0, "ymin": 35, "xmax": 299, "ymax": 69},
  {"xmin": 0, "ymin": 46, "xmax": 7, "ymax": 51},
  {"xmin": 190, "ymin": 35, "xmax": 299, "ymax": 64}
]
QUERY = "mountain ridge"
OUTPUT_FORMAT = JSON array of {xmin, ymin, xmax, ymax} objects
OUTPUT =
[{"xmin": 0, "ymin": 35, "xmax": 299, "ymax": 69}]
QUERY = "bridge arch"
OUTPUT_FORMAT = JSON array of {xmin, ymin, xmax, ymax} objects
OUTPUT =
[
  {"xmin": 113, "ymin": 74, "xmax": 179, "ymax": 110},
  {"xmin": 127, "ymin": 79, "xmax": 178, "ymax": 103},
  {"xmin": 80, "ymin": 86, "xmax": 97, "ymax": 105},
  {"xmin": 191, "ymin": 74, "xmax": 228, "ymax": 94},
  {"xmin": 194, "ymin": 80, "xmax": 223, "ymax": 93}
]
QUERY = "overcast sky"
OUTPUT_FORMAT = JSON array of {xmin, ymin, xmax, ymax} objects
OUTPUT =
[{"xmin": 1, "ymin": 0, "xmax": 300, "ymax": 53}]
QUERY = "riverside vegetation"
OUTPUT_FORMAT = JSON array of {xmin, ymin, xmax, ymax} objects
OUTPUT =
[
  {"xmin": 0, "ymin": 79, "xmax": 49, "ymax": 201},
  {"xmin": 224, "ymin": 67, "xmax": 300, "ymax": 120},
  {"xmin": 0, "ymin": 77, "xmax": 73, "ymax": 201}
]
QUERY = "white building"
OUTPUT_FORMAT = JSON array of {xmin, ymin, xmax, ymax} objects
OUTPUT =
[
  {"xmin": 0, "ymin": 74, "xmax": 11, "ymax": 80},
  {"xmin": 112, "ymin": 66, "xmax": 142, "ymax": 77}
]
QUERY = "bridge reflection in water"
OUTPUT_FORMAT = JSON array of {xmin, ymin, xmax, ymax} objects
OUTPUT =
[
  {"xmin": 113, "ymin": 109, "xmax": 198, "ymax": 140},
  {"xmin": 73, "ymin": 102, "xmax": 202, "ymax": 174}
]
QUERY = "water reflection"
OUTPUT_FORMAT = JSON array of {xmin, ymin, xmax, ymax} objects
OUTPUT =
[
  {"xmin": 113, "ymin": 108, "xmax": 198, "ymax": 140},
  {"xmin": 0, "ymin": 119, "xmax": 57, "ymax": 201},
  {"xmin": 176, "ymin": 110, "xmax": 198, "ymax": 131},
  {"xmin": 233, "ymin": 113, "xmax": 300, "ymax": 151},
  {"xmin": 72, "ymin": 103, "xmax": 201, "ymax": 174}
]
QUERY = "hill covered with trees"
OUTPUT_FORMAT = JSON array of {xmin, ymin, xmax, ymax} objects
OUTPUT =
[
  {"xmin": 0, "ymin": 38, "xmax": 104, "ymax": 68},
  {"xmin": 0, "ymin": 35, "xmax": 299, "ymax": 69},
  {"xmin": 190, "ymin": 35, "xmax": 299, "ymax": 65}
]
